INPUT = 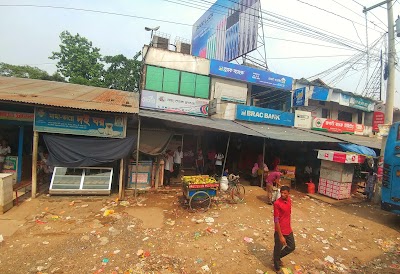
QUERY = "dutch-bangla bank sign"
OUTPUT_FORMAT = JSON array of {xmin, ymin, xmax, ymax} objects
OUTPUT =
[{"xmin": 235, "ymin": 105, "xmax": 294, "ymax": 127}]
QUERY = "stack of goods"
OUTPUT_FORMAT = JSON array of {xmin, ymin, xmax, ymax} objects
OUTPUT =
[{"xmin": 182, "ymin": 175, "xmax": 218, "ymax": 189}]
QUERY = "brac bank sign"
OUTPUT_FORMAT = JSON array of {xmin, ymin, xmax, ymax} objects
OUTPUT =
[{"xmin": 236, "ymin": 105, "xmax": 294, "ymax": 127}]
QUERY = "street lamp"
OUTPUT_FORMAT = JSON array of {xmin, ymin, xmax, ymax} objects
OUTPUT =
[{"xmin": 145, "ymin": 26, "xmax": 160, "ymax": 46}]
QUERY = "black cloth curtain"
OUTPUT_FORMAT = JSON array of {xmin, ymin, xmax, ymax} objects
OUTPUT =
[{"xmin": 43, "ymin": 134, "xmax": 136, "ymax": 167}]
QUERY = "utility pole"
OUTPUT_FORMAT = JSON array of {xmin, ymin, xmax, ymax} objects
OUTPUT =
[{"xmin": 364, "ymin": 0, "xmax": 396, "ymax": 203}]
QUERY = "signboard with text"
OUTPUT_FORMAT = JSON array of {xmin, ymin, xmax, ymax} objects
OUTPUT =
[
  {"xmin": 372, "ymin": 104, "xmax": 385, "ymax": 132},
  {"xmin": 0, "ymin": 111, "xmax": 33, "ymax": 122},
  {"xmin": 210, "ymin": 59, "xmax": 293, "ymax": 90},
  {"xmin": 349, "ymin": 96, "xmax": 374, "ymax": 112},
  {"xmin": 294, "ymin": 110, "xmax": 312, "ymax": 129},
  {"xmin": 312, "ymin": 118, "xmax": 361, "ymax": 134},
  {"xmin": 236, "ymin": 105, "xmax": 294, "ymax": 127},
  {"xmin": 292, "ymin": 87, "xmax": 306, "ymax": 107},
  {"xmin": 140, "ymin": 89, "xmax": 209, "ymax": 116},
  {"xmin": 34, "ymin": 108, "xmax": 126, "ymax": 138}
]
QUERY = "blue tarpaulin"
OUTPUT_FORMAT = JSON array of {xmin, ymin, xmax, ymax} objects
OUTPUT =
[{"xmin": 338, "ymin": 143, "xmax": 377, "ymax": 157}]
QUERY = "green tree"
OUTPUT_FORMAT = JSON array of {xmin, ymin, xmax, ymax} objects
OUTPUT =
[
  {"xmin": 0, "ymin": 62, "xmax": 65, "ymax": 82},
  {"xmin": 49, "ymin": 31, "xmax": 104, "ymax": 86},
  {"xmin": 103, "ymin": 52, "xmax": 141, "ymax": 92}
]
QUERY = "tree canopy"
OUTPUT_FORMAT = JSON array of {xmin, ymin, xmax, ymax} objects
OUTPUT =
[
  {"xmin": 50, "ymin": 30, "xmax": 142, "ymax": 91},
  {"xmin": 0, "ymin": 62, "xmax": 65, "ymax": 82}
]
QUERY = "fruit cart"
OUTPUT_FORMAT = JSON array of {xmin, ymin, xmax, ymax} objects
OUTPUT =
[{"xmin": 181, "ymin": 175, "xmax": 219, "ymax": 211}]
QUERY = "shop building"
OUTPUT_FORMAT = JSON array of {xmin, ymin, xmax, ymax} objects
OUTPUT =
[{"xmin": 0, "ymin": 76, "xmax": 139, "ymax": 202}]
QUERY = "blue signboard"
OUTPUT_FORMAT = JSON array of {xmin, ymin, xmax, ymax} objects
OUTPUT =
[
  {"xmin": 192, "ymin": 0, "xmax": 261, "ymax": 62},
  {"xmin": 236, "ymin": 105, "xmax": 294, "ymax": 127},
  {"xmin": 210, "ymin": 59, "xmax": 293, "ymax": 90},
  {"xmin": 311, "ymin": 86, "xmax": 330, "ymax": 101},
  {"xmin": 293, "ymin": 87, "xmax": 306, "ymax": 107},
  {"xmin": 34, "ymin": 107, "xmax": 126, "ymax": 138}
]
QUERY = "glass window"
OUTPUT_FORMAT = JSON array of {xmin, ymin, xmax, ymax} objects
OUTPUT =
[
  {"xmin": 162, "ymin": 69, "xmax": 179, "ymax": 94},
  {"xmin": 180, "ymin": 72, "xmax": 196, "ymax": 97},
  {"xmin": 195, "ymin": 75, "xmax": 210, "ymax": 99},
  {"xmin": 338, "ymin": 111, "xmax": 352, "ymax": 122},
  {"xmin": 397, "ymin": 124, "xmax": 400, "ymax": 141},
  {"xmin": 82, "ymin": 168, "xmax": 112, "ymax": 189},
  {"xmin": 321, "ymin": 108, "xmax": 330, "ymax": 118},
  {"xmin": 51, "ymin": 167, "xmax": 83, "ymax": 189},
  {"xmin": 145, "ymin": 66, "xmax": 163, "ymax": 91}
]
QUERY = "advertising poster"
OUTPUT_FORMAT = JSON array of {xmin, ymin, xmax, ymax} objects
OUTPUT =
[
  {"xmin": 292, "ymin": 87, "xmax": 306, "ymax": 107},
  {"xmin": 141, "ymin": 89, "xmax": 209, "ymax": 116},
  {"xmin": 192, "ymin": 0, "xmax": 261, "ymax": 62},
  {"xmin": 372, "ymin": 104, "xmax": 385, "ymax": 132},
  {"xmin": 294, "ymin": 110, "xmax": 312, "ymax": 129},
  {"xmin": 311, "ymin": 87, "xmax": 330, "ymax": 101},
  {"xmin": 34, "ymin": 108, "xmax": 126, "ymax": 138}
]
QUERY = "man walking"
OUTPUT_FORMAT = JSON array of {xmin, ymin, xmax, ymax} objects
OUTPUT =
[
  {"xmin": 273, "ymin": 185, "xmax": 295, "ymax": 272},
  {"xmin": 173, "ymin": 146, "xmax": 183, "ymax": 178}
]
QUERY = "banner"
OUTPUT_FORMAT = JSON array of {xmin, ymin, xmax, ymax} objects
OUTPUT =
[
  {"xmin": 0, "ymin": 111, "xmax": 33, "ymax": 122},
  {"xmin": 236, "ymin": 105, "xmax": 294, "ymax": 127},
  {"xmin": 210, "ymin": 59, "xmax": 293, "ymax": 90},
  {"xmin": 141, "ymin": 90, "xmax": 209, "ymax": 116},
  {"xmin": 34, "ymin": 108, "xmax": 126, "ymax": 138},
  {"xmin": 317, "ymin": 150, "xmax": 366, "ymax": 164},
  {"xmin": 293, "ymin": 87, "xmax": 306, "ymax": 107},
  {"xmin": 312, "ymin": 118, "xmax": 355, "ymax": 134}
]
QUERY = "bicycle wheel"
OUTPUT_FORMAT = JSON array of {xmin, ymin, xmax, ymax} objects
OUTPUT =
[
  {"xmin": 189, "ymin": 191, "xmax": 211, "ymax": 211},
  {"xmin": 231, "ymin": 184, "xmax": 245, "ymax": 202}
]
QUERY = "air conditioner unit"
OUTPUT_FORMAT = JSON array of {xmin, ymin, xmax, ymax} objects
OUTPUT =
[
  {"xmin": 176, "ymin": 41, "xmax": 191, "ymax": 55},
  {"xmin": 152, "ymin": 35, "xmax": 169, "ymax": 50}
]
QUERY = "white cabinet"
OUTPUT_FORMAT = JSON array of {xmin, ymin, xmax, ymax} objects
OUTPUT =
[
  {"xmin": 0, "ymin": 173, "xmax": 14, "ymax": 214},
  {"xmin": 49, "ymin": 167, "xmax": 113, "ymax": 195}
]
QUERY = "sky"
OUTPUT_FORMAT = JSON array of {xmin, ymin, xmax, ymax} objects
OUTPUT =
[{"xmin": 0, "ymin": 0, "xmax": 399, "ymax": 107}]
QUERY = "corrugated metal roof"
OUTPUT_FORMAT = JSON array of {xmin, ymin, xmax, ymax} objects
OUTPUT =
[
  {"xmin": 0, "ymin": 77, "xmax": 139, "ymax": 113},
  {"xmin": 235, "ymin": 121, "xmax": 342, "ymax": 142},
  {"xmin": 139, "ymin": 109, "xmax": 264, "ymax": 137},
  {"xmin": 299, "ymin": 129, "xmax": 381, "ymax": 149}
]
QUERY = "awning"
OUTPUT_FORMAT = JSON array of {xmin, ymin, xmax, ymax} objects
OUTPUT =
[
  {"xmin": 234, "ymin": 121, "xmax": 342, "ymax": 143},
  {"xmin": 300, "ymin": 129, "xmax": 381, "ymax": 149},
  {"xmin": 139, "ymin": 109, "xmax": 264, "ymax": 137}
]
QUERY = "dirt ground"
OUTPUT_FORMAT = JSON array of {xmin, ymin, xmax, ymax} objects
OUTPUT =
[{"xmin": 0, "ymin": 185, "xmax": 399, "ymax": 274}]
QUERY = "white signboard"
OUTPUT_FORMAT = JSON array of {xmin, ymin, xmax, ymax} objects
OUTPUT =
[
  {"xmin": 141, "ymin": 90, "xmax": 209, "ymax": 116},
  {"xmin": 214, "ymin": 81, "xmax": 247, "ymax": 104},
  {"xmin": 294, "ymin": 110, "xmax": 312, "ymax": 129}
]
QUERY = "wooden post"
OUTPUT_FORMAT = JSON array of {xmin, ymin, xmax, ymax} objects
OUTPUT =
[
  {"xmin": 221, "ymin": 133, "xmax": 231, "ymax": 177},
  {"xmin": 154, "ymin": 157, "xmax": 160, "ymax": 189},
  {"xmin": 261, "ymin": 138, "xmax": 266, "ymax": 188},
  {"xmin": 118, "ymin": 158, "xmax": 124, "ymax": 200},
  {"xmin": 160, "ymin": 159, "xmax": 165, "ymax": 187},
  {"xmin": 17, "ymin": 125, "xmax": 24, "ymax": 183},
  {"xmin": 134, "ymin": 116, "xmax": 141, "ymax": 199},
  {"xmin": 31, "ymin": 131, "xmax": 39, "ymax": 198}
]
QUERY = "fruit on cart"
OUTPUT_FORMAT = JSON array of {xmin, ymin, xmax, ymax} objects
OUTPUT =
[{"xmin": 182, "ymin": 175, "xmax": 217, "ymax": 184}]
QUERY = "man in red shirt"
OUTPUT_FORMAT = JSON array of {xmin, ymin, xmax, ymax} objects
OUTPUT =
[{"xmin": 273, "ymin": 185, "xmax": 295, "ymax": 272}]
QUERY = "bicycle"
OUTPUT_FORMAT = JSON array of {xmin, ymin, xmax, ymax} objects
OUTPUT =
[{"xmin": 220, "ymin": 174, "xmax": 246, "ymax": 203}]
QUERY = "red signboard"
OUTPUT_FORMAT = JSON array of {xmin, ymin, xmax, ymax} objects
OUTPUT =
[
  {"xmin": 0, "ymin": 111, "xmax": 34, "ymax": 122},
  {"xmin": 372, "ymin": 111, "xmax": 384, "ymax": 132},
  {"xmin": 312, "ymin": 118, "xmax": 356, "ymax": 134}
]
